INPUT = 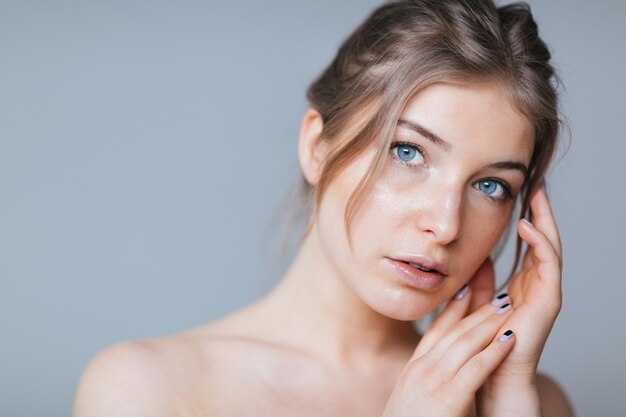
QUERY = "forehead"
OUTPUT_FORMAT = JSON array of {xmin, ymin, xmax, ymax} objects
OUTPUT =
[{"xmin": 399, "ymin": 81, "xmax": 535, "ymax": 164}]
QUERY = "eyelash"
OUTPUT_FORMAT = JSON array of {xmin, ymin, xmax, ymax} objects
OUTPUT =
[
  {"xmin": 389, "ymin": 141, "xmax": 426, "ymax": 167},
  {"xmin": 476, "ymin": 177, "xmax": 514, "ymax": 201},
  {"xmin": 388, "ymin": 141, "xmax": 514, "ymax": 202}
]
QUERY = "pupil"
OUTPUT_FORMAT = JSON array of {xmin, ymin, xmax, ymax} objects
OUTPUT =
[
  {"xmin": 398, "ymin": 147, "xmax": 415, "ymax": 161},
  {"xmin": 480, "ymin": 181, "xmax": 497, "ymax": 194}
]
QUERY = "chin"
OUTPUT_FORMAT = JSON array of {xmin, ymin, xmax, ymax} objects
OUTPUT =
[{"xmin": 359, "ymin": 286, "xmax": 443, "ymax": 321}]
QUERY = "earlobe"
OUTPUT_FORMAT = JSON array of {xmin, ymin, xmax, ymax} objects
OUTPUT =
[{"xmin": 298, "ymin": 108, "xmax": 327, "ymax": 185}]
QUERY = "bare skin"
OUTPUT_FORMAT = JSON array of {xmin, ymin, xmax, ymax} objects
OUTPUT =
[
  {"xmin": 74, "ymin": 231, "xmax": 422, "ymax": 417},
  {"xmin": 73, "ymin": 82, "xmax": 574, "ymax": 417},
  {"xmin": 72, "ymin": 283, "xmax": 571, "ymax": 417}
]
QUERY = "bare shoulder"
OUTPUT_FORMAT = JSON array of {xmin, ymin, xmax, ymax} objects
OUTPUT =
[
  {"xmin": 536, "ymin": 372, "xmax": 575, "ymax": 417},
  {"xmin": 72, "ymin": 335, "xmax": 205, "ymax": 417},
  {"xmin": 72, "ymin": 306, "xmax": 284, "ymax": 417}
]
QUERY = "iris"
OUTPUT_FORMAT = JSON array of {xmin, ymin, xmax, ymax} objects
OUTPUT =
[
  {"xmin": 478, "ymin": 180, "xmax": 498, "ymax": 195},
  {"xmin": 396, "ymin": 146, "xmax": 417, "ymax": 162}
]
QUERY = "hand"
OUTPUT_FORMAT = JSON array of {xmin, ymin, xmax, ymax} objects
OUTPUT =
[
  {"xmin": 382, "ymin": 283, "xmax": 516, "ymax": 417},
  {"xmin": 477, "ymin": 185, "xmax": 563, "ymax": 415}
]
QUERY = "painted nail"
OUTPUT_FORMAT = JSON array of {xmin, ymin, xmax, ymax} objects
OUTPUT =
[
  {"xmin": 453, "ymin": 284, "xmax": 470, "ymax": 300},
  {"xmin": 499, "ymin": 330, "xmax": 514, "ymax": 342},
  {"xmin": 496, "ymin": 303, "xmax": 512, "ymax": 315},
  {"xmin": 491, "ymin": 293, "xmax": 510, "ymax": 306}
]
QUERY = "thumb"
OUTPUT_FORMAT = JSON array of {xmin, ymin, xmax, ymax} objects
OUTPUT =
[{"xmin": 467, "ymin": 257, "xmax": 495, "ymax": 313}]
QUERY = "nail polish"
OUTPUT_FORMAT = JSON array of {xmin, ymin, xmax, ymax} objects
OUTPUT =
[
  {"xmin": 499, "ymin": 330, "xmax": 514, "ymax": 342},
  {"xmin": 491, "ymin": 293, "xmax": 510, "ymax": 306},
  {"xmin": 496, "ymin": 303, "xmax": 512, "ymax": 315},
  {"xmin": 453, "ymin": 284, "xmax": 470, "ymax": 300}
]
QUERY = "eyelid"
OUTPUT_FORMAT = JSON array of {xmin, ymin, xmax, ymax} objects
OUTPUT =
[
  {"xmin": 389, "ymin": 141, "xmax": 427, "ymax": 166},
  {"xmin": 475, "ymin": 177, "xmax": 513, "ymax": 202}
]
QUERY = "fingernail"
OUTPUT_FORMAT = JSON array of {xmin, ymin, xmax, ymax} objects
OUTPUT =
[
  {"xmin": 522, "ymin": 218, "xmax": 533, "ymax": 228},
  {"xmin": 499, "ymin": 330, "xmax": 514, "ymax": 342},
  {"xmin": 453, "ymin": 284, "xmax": 469, "ymax": 300},
  {"xmin": 496, "ymin": 303, "xmax": 512, "ymax": 315},
  {"xmin": 491, "ymin": 293, "xmax": 510, "ymax": 306}
]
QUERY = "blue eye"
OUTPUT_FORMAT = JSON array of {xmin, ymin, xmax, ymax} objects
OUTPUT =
[
  {"xmin": 476, "ymin": 179, "xmax": 509, "ymax": 200},
  {"xmin": 390, "ymin": 142, "xmax": 425, "ymax": 166},
  {"xmin": 397, "ymin": 146, "xmax": 417, "ymax": 161}
]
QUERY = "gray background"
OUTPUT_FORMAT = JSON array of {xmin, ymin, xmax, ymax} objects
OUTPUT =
[{"xmin": 1, "ymin": 0, "xmax": 624, "ymax": 416}]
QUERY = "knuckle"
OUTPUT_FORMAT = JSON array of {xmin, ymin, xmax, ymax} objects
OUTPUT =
[
  {"xmin": 455, "ymin": 331, "xmax": 479, "ymax": 347},
  {"xmin": 405, "ymin": 356, "xmax": 452, "ymax": 387},
  {"xmin": 471, "ymin": 355, "xmax": 488, "ymax": 372},
  {"xmin": 404, "ymin": 357, "xmax": 431, "ymax": 378}
]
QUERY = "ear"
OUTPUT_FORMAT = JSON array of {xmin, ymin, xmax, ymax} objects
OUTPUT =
[{"xmin": 298, "ymin": 108, "xmax": 327, "ymax": 185}]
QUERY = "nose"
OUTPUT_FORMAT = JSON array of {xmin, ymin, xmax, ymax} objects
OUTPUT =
[{"xmin": 415, "ymin": 184, "xmax": 463, "ymax": 245}]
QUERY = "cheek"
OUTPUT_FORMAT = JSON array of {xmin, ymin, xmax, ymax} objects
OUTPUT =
[
  {"xmin": 346, "ymin": 174, "xmax": 414, "ymax": 261},
  {"xmin": 471, "ymin": 207, "xmax": 508, "ymax": 238},
  {"xmin": 458, "ymin": 205, "xmax": 514, "ymax": 273},
  {"xmin": 314, "ymin": 164, "xmax": 429, "ymax": 315},
  {"xmin": 316, "ymin": 150, "xmax": 385, "ymax": 256},
  {"xmin": 315, "ymin": 160, "xmax": 376, "ymax": 271}
]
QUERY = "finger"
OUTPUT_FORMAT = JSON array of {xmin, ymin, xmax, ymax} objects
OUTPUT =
[
  {"xmin": 412, "ymin": 285, "xmax": 472, "ymax": 360},
  {"xmin": 423, "ymin": 300, "xmax": 514, "ymax": 363},
  {"xmin": 518, "ymin": 219, "xmax": 561, "ymax": 290},
  {"xmin": 467, "ymin": 257, "xmax": 495, "ymax": 313},
  {"xmin": 522, "ymin": 245, "xmax": 534, "ymax": 270},
  {"xmin": 528, "ymin": 186, "xmax": 562, "ymax": 260},
  {"xmin": 436, "ymin": 310, "xmax": 513, "ymax": 378},
  {"xmin": 453, "ymin": 330, "xmax": 516, "ymax": 393}
]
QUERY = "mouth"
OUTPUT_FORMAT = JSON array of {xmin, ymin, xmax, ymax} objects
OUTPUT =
[
  {"xmin": 408, "ymin": 263, "xmax": 437, "ymax": 273},
  {"xmin": 384, "ymin": 255, "xmax": 448, "ymax": 291},
  {"xmin": 393, "ymin": 254, "xmax": 449, "ymax": 276}
]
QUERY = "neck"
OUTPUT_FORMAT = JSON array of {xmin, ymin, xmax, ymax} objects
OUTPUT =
[{"xmin": 256, "ymin": 226, "xmax": 420, "ymax": 367}]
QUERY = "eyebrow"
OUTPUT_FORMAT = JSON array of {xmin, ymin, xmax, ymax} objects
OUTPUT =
[
  {"xmin": 397, "ymin": 118, "xmax": 528, "ymax": 177},
  {"xmin": 398, "ymin": 118, "xmax": 452, "ymax": 152},
  {"xmin": 486, "ymin": 161, "xmax": 528, "ymax": 177}
]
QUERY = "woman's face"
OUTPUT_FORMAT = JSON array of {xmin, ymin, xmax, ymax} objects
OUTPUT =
[{"xmin": 314, "ymin": 81, "xmax": 535, "ymax": 320}]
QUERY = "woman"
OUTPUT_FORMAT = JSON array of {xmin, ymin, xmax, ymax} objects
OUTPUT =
[{"xmin": 73, "ymin": 0, "xmax": 573, "ymax": 415}]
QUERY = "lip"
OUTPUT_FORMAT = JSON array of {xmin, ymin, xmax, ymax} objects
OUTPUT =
[
  {"xmin": 392, "ymin": 254, "xmax": 449, "ymax": 276},
  {"xmin": 384, "ymin": 256, "xmax": 448, "ymax": 291}
]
